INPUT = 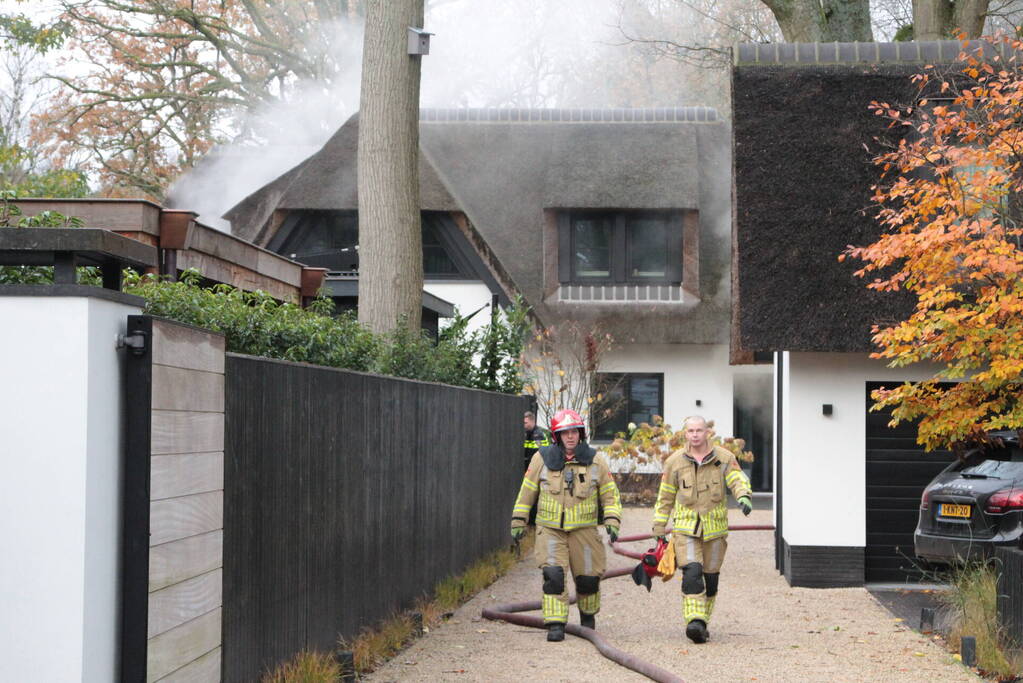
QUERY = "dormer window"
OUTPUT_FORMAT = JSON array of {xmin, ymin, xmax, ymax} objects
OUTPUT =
[{"xmin": 558, "ymin": 210, "xmax": 683, "ymax": 285}]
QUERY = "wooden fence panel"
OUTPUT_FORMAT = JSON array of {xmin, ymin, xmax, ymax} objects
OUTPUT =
[
  {"xmin": 123, "ymin": 315, "xmax": 225, "ymax": 683},
  {"xmin": 223, "ymin": 354, "xmax": 526, "ymax": 681}
]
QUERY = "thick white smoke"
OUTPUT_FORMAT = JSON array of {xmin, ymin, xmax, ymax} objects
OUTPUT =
[{"xmin": 167, "ymin": 0, "xmax": 721, "ymax": 230}]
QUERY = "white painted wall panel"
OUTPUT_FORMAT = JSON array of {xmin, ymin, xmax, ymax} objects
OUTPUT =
[
  {"xmin": 423, "ymin": 281, "xmax": 493, "ymax": 335},
  {"xmin": 602, "ymin": 342, "xmax": 771, "ymax": 438},
  {"xmin": 0, "ymin": 295, "xmax": 140, "ymax": 682},
  {"xmin": 780, "ymin": 351, "xmax": 941, "ymax": 548}
]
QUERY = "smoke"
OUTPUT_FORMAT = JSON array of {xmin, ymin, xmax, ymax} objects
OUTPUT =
[
  {"xmin": 165, "ymin": 18, "xmax": 365, "ymax": 230},
  {"xmin": 168, "ymin": 0, "xmax": 727, "ymax": 230}
]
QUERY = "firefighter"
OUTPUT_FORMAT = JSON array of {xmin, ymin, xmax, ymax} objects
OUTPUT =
[
  {"xmin": 510, "ymin": 408, "xmax": 622, "ymax": 641},
  {"xmin": 523, "ymin": 410, "xmax": 551, "ymax": 471},
  {"xmin": 652, "ymin": 415, "xmax": 752, "ymax": 644}
]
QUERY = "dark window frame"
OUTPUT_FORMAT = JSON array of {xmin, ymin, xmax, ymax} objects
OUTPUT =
[
  {"xmin": 268, "ymin": 210, "xmax": 476, "ymax": 279},
  {"xmin": 591, "ymin": 372, "xmax": 665, "ymax": 441},
  {"xmin": 558, "ymin": 209, "xmax": 683, "ymax": 285}
]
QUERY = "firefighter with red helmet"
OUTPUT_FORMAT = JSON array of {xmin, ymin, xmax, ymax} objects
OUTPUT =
[
  {"xmin": 510, "ymin": 408, "xmax": 622, "ymax": 642},
  {"xmin": 652, "ymin": 415, "xmax": 752, "ymax": 644}
]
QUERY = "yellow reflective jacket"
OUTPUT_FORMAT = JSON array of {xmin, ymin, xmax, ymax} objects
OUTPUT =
[
  {"xmin": 652, "ymin": 445, "xmax": 751, "ymax": 540},
  {"xmin": 511, "ymin": 446, "xmax": 622, "ymax": 532}
]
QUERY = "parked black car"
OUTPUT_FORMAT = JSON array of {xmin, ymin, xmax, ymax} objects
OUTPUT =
[{"xmin": 915, "ymin": 432, "xmax": 1023, "ymax": 564}]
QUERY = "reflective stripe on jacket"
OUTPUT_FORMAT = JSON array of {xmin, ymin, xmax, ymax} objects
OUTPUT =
[
  {"xmin": 524, "ymin": 427, "xmax": 551, "ymax": 451},
  {"xmin": 652, "ymin": 445, "xmax": 751, "ymax": 540},
  {"xmin": 512, "ymin": 451, "xmax": 622, "ymax": 531}
]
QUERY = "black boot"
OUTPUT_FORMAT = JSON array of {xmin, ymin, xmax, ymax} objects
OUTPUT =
[
  {"xmin": 547, "ymin": 623, "xmax": 566, "ymax": 642},
  {"xmin": 685, "ymin": 619, "xmax": 709, "ymax": 644},
  {"xmin": 580, "ymin": 613, "xmax": 596, "ymax": 630}
]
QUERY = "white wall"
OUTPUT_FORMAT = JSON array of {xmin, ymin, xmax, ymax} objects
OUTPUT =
[
  {"xmin": 424, "ymin": 281, "xmax": 494, "ymax": 336},
  {"xmin": 601, "ymin": 343, "xmax": 772, "ymax": 438},
  {"xmin": 780, "ymin": 351, "xmax": 941, "ymax": 548},
  {"xmin": 0, "ymin": 295, "xmax": 140, "ymax": 682}
]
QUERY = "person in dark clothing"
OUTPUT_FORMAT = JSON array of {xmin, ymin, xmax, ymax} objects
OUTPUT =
[{"xmin": 523, "ymin": 411, "xmax": 551, "ymax": 471}]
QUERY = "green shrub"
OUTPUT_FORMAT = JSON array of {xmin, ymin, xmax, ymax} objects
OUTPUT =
[{"xmin": 123, "ymin": 270, "xmax": 527, "ymax": 393}]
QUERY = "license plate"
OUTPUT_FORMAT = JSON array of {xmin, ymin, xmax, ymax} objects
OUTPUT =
[{"xmin": 939, "ymin": 503, "xmax": 971, "ymax": 518}]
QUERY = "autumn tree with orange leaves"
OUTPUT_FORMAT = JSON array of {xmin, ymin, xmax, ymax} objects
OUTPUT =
[{"xmin": 845, "ymin": 34, "xmax": 1023, "ymax": 451}]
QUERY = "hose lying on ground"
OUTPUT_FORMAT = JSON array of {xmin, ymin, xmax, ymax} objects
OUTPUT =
[{"xmin": 480, "ymin": 525, "xmax": 775, "ymax": 683}]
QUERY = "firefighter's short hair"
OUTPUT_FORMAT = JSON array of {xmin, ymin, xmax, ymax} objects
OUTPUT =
[{"xmin": 682, "ymin": 415, "xmax": 708, "ymax": 429}]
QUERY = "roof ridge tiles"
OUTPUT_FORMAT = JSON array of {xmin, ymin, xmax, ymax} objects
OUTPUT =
[
  {"xmin": 416, "ymin": 106, "xmax": 718, "ymax": 123},
  {"xmin": 734, "ymin": 39, "xmax": 1017, "ymax": 66}
]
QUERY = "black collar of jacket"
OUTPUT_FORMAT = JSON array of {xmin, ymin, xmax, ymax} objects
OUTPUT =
[
  {"xmin": 683, "ymin": 446, "xmax": 720, "ymax": 465},
  {"xmin": 539, "ymin": 442, "xmax": 596, "ymax": 470}
]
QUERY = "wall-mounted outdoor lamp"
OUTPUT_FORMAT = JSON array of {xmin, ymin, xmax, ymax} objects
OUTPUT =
[
  {"xmin": 408, "ymin": 27, "xmax": 433, "ymax": 55},
  {"xmin": 822, "ymin": 404, "xmax": 833, "ymax": 416}
]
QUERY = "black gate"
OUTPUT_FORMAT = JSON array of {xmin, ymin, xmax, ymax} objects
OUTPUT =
[{"xmin": 865, "ymin": 381, "xmax": 953, "ymax": 583}]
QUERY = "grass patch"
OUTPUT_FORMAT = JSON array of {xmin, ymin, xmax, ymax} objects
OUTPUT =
[
  {"xmin": 342, "ymin": 544, "xmax": 521, "ymax": 675},
  {"xmin": 940, "ymin": 561, "xmax": 1022, "ymax": 680},
  {"xmin": 262, "ymin": 542, "xmax": 525, "ymax": 681},
  {"xmin": 261, "ymin": 650, "xmax": 342, "ymax": 682}
]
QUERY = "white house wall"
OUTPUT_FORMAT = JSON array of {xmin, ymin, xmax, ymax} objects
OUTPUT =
[
  {"xmin": 0, "ymin": 295, "xmax": 140, "ymax": 681},
  {"xmin": 780, "ymin": 351, "xmax": 941, "ymax": 549},
  {"xmin": 424, "ymin": 281, "xmax": 493, "ymax": 336},
  {"xmin": 602, "ymin": 343, "xmax": 769, "ymax": 438}
]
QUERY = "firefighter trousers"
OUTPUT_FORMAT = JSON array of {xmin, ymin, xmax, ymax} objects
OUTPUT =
[
  {"xmin": 534, "ymin": 525, "xmax": 606, "ymax": 624},
  {"xmin": 673, "ymin": 533, "xmax": 727, "ymax": 625}
]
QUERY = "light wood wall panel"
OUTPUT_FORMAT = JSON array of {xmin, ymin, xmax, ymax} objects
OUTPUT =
[
  {"xmin": 146, "ymin": 608, "xmax": 221, "ymax": 682},
  {"xmin": 150, "ymin": 491, "xmax": 223, "ymax": 547},
  {"xmin": 151, "ymin": 320, "xmax": 225, "ymax": 374},
  {"xmin": 155, "ymin": 647, "xmax": 221, "ymax": 683},
  {"xmin": 148, "ymin": 569, "xmax": 223, "ymax": 639},
  {"xmin": 146, "ymin": 320, "xmax": 225, "ymax": 681},
  {"xmin": 151, "ymin": 453, "xmax": 224, "ymax": 501},
  {"xmin": 151, "ymin": 411, "xmax": 224, "ymax": 455},
  {"xmin": 150, "ymin": 531, "xmax": 222, "ymax": 592},
  {"xmin": 152, "ymin": 366, "xmax": 224, "ymax": 413}
]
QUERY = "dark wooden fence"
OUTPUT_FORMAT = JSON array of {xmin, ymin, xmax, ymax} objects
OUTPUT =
[
  {"xmin": 996, "ymin": 546, "xmax": 1023, "ymax": 649},
  {"xmin": 222, "ymin": 354, "xmax": 526, "ymax": 681}
]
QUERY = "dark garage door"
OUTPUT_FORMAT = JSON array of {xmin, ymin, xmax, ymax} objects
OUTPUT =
[{"xmin": 865, "ymin": 382, "xmax": 953, "ymax": 583}]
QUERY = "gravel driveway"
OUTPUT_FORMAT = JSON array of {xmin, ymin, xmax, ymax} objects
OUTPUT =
[{"xmin": 366, "ymin": 507, "xmax": 980, "ymax": 682}]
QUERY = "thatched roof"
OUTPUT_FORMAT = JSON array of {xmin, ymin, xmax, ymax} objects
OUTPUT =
[
  {"xmin": 729, "ymin": 43, "xmax": 974, "ymax": 353},
  {"xmin": 226, "ymin": 108, "xmax": 730, "ymax": 344}
]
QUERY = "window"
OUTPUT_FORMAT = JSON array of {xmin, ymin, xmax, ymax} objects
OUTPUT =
[
  {"xmin": 422, "ymin": 220, "xmax": 460, "ymax": 275},
  {"xmin": 592, "ymin": 373, "xmax": 664, "ymax": 441},
  {"xmin": 270, "ymin": 211, "xmax": 470, "ymax": 278},
  {"xmin": 559, "ymin": 210, "xmax": 682, "ymax": 284},
  {"xmin": 278, "ymin": 211, "xmax": 359, "ymax": 272}
]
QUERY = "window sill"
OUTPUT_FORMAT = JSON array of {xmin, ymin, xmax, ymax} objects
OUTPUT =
[{"xmin": 551, "ymin": 283, "xmax": 695, "ymax": 304}]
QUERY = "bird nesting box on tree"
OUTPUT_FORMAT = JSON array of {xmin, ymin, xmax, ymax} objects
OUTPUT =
[{"xmin": 407, "ymin": 27, "xmax": 432, "ymax": 55}]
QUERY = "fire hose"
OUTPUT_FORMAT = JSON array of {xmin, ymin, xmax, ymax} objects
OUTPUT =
[{"xmin": 480, "ymin": 525, "xmax": 775, "ymax": 683}]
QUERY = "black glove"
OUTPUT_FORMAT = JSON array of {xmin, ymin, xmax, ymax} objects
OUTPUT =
[
  {"xmin": 605, "ymin": 524, "xmax": 619, "ymax": 543},
  {"xmin": 738, "ymin": 496, "xmax": 753, "ymax": 516},
  {"xmin": 654, "ymin": 534, "xmax": 667, "ymax": 545}
]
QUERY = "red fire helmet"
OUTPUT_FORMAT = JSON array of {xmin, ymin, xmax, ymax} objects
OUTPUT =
[{"xmin": 550, "ymin": 409, "xmax": 585, "ymax": 434}]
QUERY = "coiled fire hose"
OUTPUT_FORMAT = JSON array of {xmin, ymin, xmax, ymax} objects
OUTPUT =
[{"xmin": 481, "ymin": 525, "xmax": 775, "ymax": 683}]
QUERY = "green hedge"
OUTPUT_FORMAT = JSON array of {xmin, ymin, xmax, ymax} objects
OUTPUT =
[{"xmin": 124, "ymin": 270, "xmax": 527, "ymax": 394}]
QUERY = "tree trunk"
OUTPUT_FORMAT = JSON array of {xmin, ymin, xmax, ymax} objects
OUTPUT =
[
  {"xmin": 951, "ymin": 0, "xmax": 989, "ymax": 38},
  {"xmin": 357, "ymin": 0, "xmax": 424, "ymax": 334},
  {"xmin": 913, "ymin": 0, "xmax": 988, "ymax": 39},
  {"xmin": 913, "ymin": 0, "xmax": 953, "ymax": 39},
  {"xmin": 761, "ymin": 0, "xmax": 873, "ymax": 42}
]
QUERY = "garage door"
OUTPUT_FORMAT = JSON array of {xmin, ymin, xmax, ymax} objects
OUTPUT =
[{"xmin": 865, "ymin": 382, "xmax": 953, "ymax": 583}]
